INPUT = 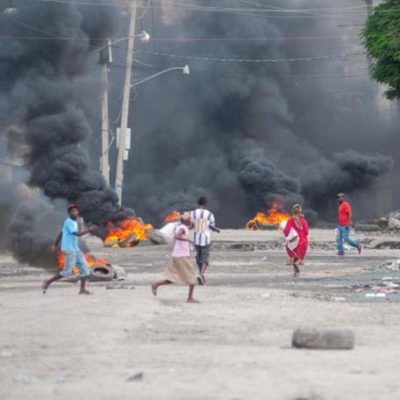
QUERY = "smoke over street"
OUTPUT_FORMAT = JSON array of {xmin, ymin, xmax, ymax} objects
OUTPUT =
[
  {"xmin": 121, "ymin": 0, "xmax": 397, "ymax": 225},
  {"xmin": 0, "ymin": 0, "xmax": 398, "ymax": 267}
]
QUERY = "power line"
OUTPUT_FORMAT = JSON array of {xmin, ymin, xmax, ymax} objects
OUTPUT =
[
  {"xmin": 7, "ymin": 18, "xmax": 56, "ymax": 37},
  {"xmin": 142, "ymin": 35, "xmax": 361, "ymax": 42},
  {"xmin": 0, "ymin": 33, "xmax": 364, "ymax": 46},
  {"xmin": 31, "ymin": 0, "xmax": 368, "ymax": 13},
  {"xmin": 25, "ymin": 0, "xmax": 375, "ymax": 18},
  {"xmin": 111, "ymin": 60, "xmax": 370, "ymax": 81},
  {"xmin": 136, "ymin": 50, "xmax": 366, "ymax": 63}
]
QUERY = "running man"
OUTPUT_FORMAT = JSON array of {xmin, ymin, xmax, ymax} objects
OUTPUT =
[
  {"xmin": 43, "ymin": 204, "xmax": 96, "ymax": 294},
  {"xmin": 336, "ymin": 193, "xmax": 363, "ymax": 256},
  {"xmin": 191, "ymin": 196, "xmax": 220, "ymax": 285}
]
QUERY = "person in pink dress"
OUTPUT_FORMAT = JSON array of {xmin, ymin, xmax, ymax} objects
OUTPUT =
[
  {"xmin": 151, "ymin": 212, "xmax": 199, "ymax": 303},
  {"xmin": 283, "ymin": 204, "xmax": 309, "ymax": 279}
]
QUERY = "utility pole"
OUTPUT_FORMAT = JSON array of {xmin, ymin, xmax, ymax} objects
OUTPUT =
[
  {"xmin": 99, "ymin": 40, "xmax": 112, "ymax": 184},
  {"xmin": 115, "ymin": 0, "xmax": 137, "ymax": 203}
]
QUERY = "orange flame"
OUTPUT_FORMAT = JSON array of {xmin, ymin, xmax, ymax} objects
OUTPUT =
[
  {"xmin": 103, "ymin": 217, "xmax": 153, "ymax": 248},
  {"xmin": 57, "ymin": 251, "xmax": 109, "ymax": 275},
  {"xmin": 245, "ymin": 203, "xmax": 290, "ymax": 230},
  {"xmin": 164, "ymin": 210, "xmax": 180, "ymax": 223}
]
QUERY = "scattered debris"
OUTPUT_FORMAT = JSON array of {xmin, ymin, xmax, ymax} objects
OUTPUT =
[
  {"xmin": 55, "ymin": 375, "xmax": 70, "ymax": 384},
  {"xmin": 112, "ymin": 264, "xmax": 127, "ymax": 280},
  {"xmin": 331, "ymin": 297, "xmax": 346, "ymax": 302},
  {"xmin": 354, "ymin": 224, "xmax": 380, "ymax": 232},
  {"xmin": 292, "ymin": 328, "xmax": 355, "ymax": 350},
  {"xmin": 377, "ymin": 211, "xmax": 400, "ymax": 230},
  {"xmin": 349, "ymin": 367, "xmax": 363, "ymax": 375},
  {"xmin": 384, "ymin": 281, "xmax": 399, "ymax": 288},
  {"xmin": 378, "ymin": 259, "xmax": 400, "ymax": 270},
  {"xmin": 105, "ymin": 283, "xmax": 135, "ymax": 290},
  {"xmin": 374, "ymin": 241, "xmax": 400, "ymax": 250},
  {"xmin": 377, "ymin": 287, "xmax": 397, "ymax": 294},
  {"xmin": 365, "ymin": 293, "xmax": 387, "ymax": 298},
  {"xmin": 388, "ymin": 217, "xmax": 400, "ymax": 230},
  {"xmin": 14, "ymin": 374, "xmax": 42, "ymax": 384},
  {"xmin": 126, "ymin": 372, "xmax": 144, "ymax": 382},
  {"xmin": 0, "ymin": 349, "xmax": 13, "ymax": 357}
]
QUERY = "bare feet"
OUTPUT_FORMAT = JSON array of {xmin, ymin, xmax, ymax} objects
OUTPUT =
[
  {"xmin": 79, "ymin": 290, "xmax": 91, "ymax": 295},
  {"xmin": 151, "ymin": 283, "xmax": 157, "ymax": 296},
  {"xmin": 42, "ymin": 281, "xmax": 48, "ymax": 294},
  {"xmin": 186, "ymin": 298, "xmax": 200, "ymax": 303},
  {"xmin": 197, "ymin": 275, "xmax": 206, "ymax": 285},
  {"xmin": 293, "ymin": 263, "xmax": 300, "ymax": 280}
]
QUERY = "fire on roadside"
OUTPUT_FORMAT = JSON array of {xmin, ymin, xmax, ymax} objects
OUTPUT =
[
  {"xmin": 245, "ymin": 202, "xmax": 290, "ymax": 230},
  {"xmin": 56, "ymin": 251, "xmax": 110, "ymax": 275},
  {"xmin": 163, "ymin": 210, "xmax": 180, "ymax": 223},
  {"xmin": 103, "ymin": 217, "xmax": 154, "ymax": 248}
]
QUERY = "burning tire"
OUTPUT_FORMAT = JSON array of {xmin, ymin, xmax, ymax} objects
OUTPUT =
[
  {"xmin": 255, "ymin": 222, "xmax": 278, "ymax": 231},
  {"xmin": 119, "ymin": 234, "xmax": 140, "ymax": 248},
  {"xmin": 147, "ymin": 229, "xmax": 169, "ymax": 245},
  {"xmin": 104, "ymin": 239, "xmax": 119, "ymax": 248},
  {"xmin": 89, "ymin": 265, "xmax": 114, "ymax": 282}
]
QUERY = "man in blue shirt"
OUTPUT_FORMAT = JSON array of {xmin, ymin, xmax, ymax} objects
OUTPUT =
[{"xmin": 43, "ymin": 204, "xmax": 96, "ymax": 295}]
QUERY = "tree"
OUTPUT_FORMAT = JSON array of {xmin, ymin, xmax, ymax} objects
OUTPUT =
[{"xmin": 362, "ymin": 0, "xmax": 400, "ymax": 99}]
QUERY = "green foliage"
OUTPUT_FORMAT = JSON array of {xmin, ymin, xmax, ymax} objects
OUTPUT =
[{"xmin": 362, "ymin": 0, "xmax": 400, "ymax": 99}]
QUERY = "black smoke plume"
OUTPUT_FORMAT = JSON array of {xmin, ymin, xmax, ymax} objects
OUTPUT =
[
  {"xmin": 120, "ymin": 0, "xmax": 396, "ymax": 225},
  {"xmin": 0, "ymin": 0, "xmax": 133, "ymax": 266}
]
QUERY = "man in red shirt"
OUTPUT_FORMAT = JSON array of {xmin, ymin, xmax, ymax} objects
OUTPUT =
[{"xmin": 336, "ymin": 193, "xmax": 363, "ymax": 256}]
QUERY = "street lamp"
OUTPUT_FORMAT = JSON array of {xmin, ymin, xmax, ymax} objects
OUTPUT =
[
  {"xmin": 133, "ymin": 65, "xmax": 190, "ymax": 87},
  {"xmin": 138, "ymin": 30, "xmax": 150, "ymax": 43},
  {"xmin": 106, "ymin": 30, "xmax": 151, "ymax": 49},
  {"xmin": 3, "ymin": 0, "xmax": 17, "ymax": 14},
  {"xmin": 114, "ymin": 64, "xmax": 191, "ymax": 202}
]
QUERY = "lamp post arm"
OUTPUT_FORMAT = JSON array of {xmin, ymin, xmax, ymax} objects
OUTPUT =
[{"xmin": 133, "ymin": 67, "xmax": 185, "ymax": 87}]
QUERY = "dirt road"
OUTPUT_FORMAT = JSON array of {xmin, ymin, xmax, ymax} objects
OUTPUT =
[{"xmin": 1, "ymin": 229, "xmax": 400, "ymax": 400}]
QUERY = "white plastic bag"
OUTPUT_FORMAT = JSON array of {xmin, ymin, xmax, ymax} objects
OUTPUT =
[
  {"xmin": 159, "ymin": 221, "xmax": 180, "ymax": 243},
  {"xmin": 285, "ymin": 227, "xmax": 299, "ymax": 250}
]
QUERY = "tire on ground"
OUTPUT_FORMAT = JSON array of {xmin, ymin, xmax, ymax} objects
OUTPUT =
[
  {"xmin": 119, "ymin": 234, "xmax": 139, "ymax": 248},
  {"xmin": 147, "ymin": 229, "xmax": 169, "ymax": 245},
  {"xmin": 89, "ymin": 265, "xmax": 114, "ymax": 282}
]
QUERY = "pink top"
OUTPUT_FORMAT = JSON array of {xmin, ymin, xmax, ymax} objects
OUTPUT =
[{"xmin": 172, "ymin": 224, "xmax": 190, "ymax": 258}]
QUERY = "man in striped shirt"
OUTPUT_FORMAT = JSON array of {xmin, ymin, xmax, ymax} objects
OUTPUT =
[{"xmin": 191, "ymin": 196, "xmax": 220, "ymax": 285}]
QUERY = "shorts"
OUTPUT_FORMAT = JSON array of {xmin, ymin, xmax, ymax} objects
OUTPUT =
[
  {"xmin": 195, "ymin": 245, "xmax": 210, "ymax": 268},
  {"xmin": 60, "ymin": 250, "xmax": 91, "ymax": 278}
]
